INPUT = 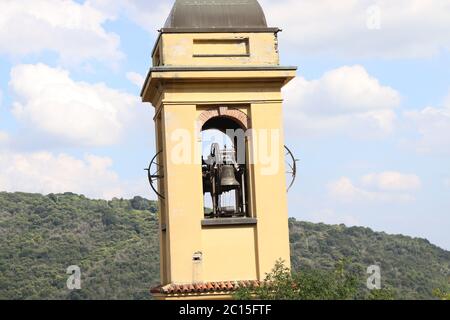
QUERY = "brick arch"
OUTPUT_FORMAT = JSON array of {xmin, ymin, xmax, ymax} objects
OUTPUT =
[{"xmin": 198, "ymin": 107, "xmax": 249, "ymax": 130}]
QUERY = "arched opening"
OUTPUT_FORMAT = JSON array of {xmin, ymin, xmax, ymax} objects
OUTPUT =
[{"xmin": 201, "ymin": 116, "xmax": 249, "ymax": 219}]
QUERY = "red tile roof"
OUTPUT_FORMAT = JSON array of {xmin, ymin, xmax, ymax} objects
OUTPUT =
[{"xmin": 151, "ymin": 280, "xmax": 261, "ymax": 295}]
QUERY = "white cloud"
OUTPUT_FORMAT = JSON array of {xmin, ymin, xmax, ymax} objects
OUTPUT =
[
  {"xmin": 404, "ymin": 99, "xmax": 450, "ymax": 154},
  {"xmin": 444, "ymin": 178, "xmax": 450, "ymax": 188},
  {"xmin": 9, "ymin": 63, "xmax": 138, "ymax": 147},
  {"xmin": 88, "ymin": 0, "xmax": 172, "ymax": 33},
  {"xmin": 261, "ymin": 0, "xmax": 450, "ymax": 59},
  {"xmin": 0, "ymin": 152, "xmax": 122, "ymax": 199},
  {"xmin": 328, "ymin": 177, "xmax": 373, "ymax": 202},
  {"xmin": 445, "ymin": 94, "xmax": 450, "ymax": 109},
  {"xmin": 283, "ymin": 65, "xmax": 401, "ymax": 137},
  {"xmin": 0, "ymin": 151, "xmax": 153, "ymax": 199},
  {"xmin": 0, "ymin": 0, "xmax": 123, "ymax": 65},
  {"xmin": 0, "ymin": 90, "xmax": 7, "ymax": 147},
  {"xmin": 0, "ymin": 131, "xmax": 8, "ymax": 145},
  {"xmin": 126, "ymin": 72, "xmax": 145, "ymax": 88},
  {"xmin": 361, "ymin": 172, "xmax": 421, "ymax": 191},
  {"xmin": 328, "ymin": 172, "xmax": 420, "ymax": 203},
  {"xmin": 310, "ymin": 208, "xmax": 360, "ymax": 227}
]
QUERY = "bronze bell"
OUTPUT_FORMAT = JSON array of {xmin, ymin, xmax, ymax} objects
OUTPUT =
[{"xmin": 220, "ymin": 165, "xmax": 240, "ymax": 188}]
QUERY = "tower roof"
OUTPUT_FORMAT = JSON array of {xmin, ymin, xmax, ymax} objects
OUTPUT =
[{"xmin": 163, "ymin": 0, "xmax": 269, "ymax": 30}]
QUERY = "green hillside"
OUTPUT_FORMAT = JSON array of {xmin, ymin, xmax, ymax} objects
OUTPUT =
[
  {"xmin": 0, "ymin": 192, "xmax": 448, "ymax": 300},
  {"xmin": 289, "ymin": 219, "xmax": 449, "ymax": 299}
]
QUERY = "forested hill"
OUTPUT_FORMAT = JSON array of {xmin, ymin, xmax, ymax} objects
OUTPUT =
[{"xmin": 0, "ymin": 192, "xmax": 448, "ymax": 300}]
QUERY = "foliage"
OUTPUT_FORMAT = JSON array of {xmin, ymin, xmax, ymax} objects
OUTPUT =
[
  {"xmin": 0, "ymin": 192, "xmax": 159, "ymax": 300},
  {"xmin": 288, "ymin": 218, "xmax": 449, "ymax": 300},
  {"xmin": 235, "ymin": 260, "xmax": 364, "ymax": 300},
  {"xmin": 433, "ymin": 288, "xmax": 450, "ymax": 300},
  {"xmin": 367, "ymin": 289, "xmax": 396, "ymax": 300},
  {"xmin": 0, "ymin": 192, "xmax": 448, "ymax": 300}
]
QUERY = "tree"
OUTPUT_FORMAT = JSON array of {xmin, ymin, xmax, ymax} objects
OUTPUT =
[
  {"xmin": 235, "ymin": 259, "xmax": 360, "ymax": 300},
  {"xmin": 367, "ymin": 289, "xmax": 396, "ymax": 300},
  {"xmin": 433, "ymin": 289, "xmax": 450, "ymax": 300}
]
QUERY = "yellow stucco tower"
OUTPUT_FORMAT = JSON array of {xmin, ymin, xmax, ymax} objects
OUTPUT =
[{"xmin": 142, "ymin": 0, "xmax": 296, "ymax": 300}]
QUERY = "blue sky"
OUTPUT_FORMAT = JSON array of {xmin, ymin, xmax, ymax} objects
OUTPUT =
[{"xmin": 0, "ymin": 0, "xmax": 449, "ymax": 249}]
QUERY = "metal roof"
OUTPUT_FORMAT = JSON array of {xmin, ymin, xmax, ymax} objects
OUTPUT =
[{"xmin": 163, "ymin": 0, "xmax": 269, "ymax": 30}]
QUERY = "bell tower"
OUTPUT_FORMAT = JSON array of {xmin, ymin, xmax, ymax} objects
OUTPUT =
[{"xmin": 142, "ymin": 0, "xmax": 296, "ymax": 300}]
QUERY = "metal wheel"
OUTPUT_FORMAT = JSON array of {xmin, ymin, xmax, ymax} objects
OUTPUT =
[
  {"xmin": 145, "ymin": 151, "xmax": 165, "ymax": 199},
  {"xmin": 285, "ymin": 145, "xmax": 299, "ymax": 192}
]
